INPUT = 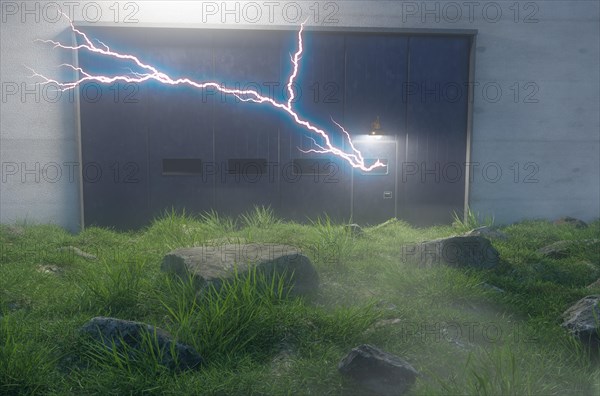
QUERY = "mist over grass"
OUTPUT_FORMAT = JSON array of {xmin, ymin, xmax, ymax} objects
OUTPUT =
[{"xmin": 1, "ymin": 209, "xmax": 599, "ymax": 395}]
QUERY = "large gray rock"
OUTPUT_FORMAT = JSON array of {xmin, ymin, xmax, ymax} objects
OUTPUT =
[
  {"xmin": 161, "ymin": 244, "xmax": 318, "ymax": 297},
  {"xmin": 561, "ymin": 295, "xmax": 600, "ymax": 347},
  {"xmin": 80, "ymin": 317, "xmax": 203, "ymax": 371},
  {"xmin": 338, "ymin": 344, "xmax": 419, "ymax": 396},
  {"xmin": 402, "ymin": 236, "xmax": 499, "ymax": 269},
  {"xmin": 465, "ymin": 226, "xmax": 508, "ymax": 240},
  {"xmin": 204, "ymin": 236, "xmax": 248, "ymax": 246}
]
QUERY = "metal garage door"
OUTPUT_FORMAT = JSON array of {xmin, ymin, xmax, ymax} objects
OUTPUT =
[{"xmin": 78, "ymin": 27, "xmax": 472, "ymax": 230}]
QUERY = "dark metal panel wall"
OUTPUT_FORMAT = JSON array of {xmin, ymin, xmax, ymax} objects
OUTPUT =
[
  {"xmin": 78, "ymin": 30, "xmax": 151, "ymax": 230},
  {"xmin": 279, "ymin": 33, "xmax": 351, "ymax": 222},
  {"xmin": 344, "ymin": 34, "xmax": 408, "ymax": 136},
  {"xmin": 212, "ymin": 31, "xmax": 282, "ymax": 217},
  {"xmin": 402, "ymin": 36, "xmax": 470, "ymax": 226},
  {"xmin": 78, "ymin": 27, "xmax": 471, "ymax": 230},
  {"xmin": 144, "ymin": 33, "xmax": 215, "ymax": 219}
]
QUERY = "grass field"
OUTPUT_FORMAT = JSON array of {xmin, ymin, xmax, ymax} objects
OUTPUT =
[{"xmin": 1, "ymin": 208, "xmax": 599, "ymax": 395}]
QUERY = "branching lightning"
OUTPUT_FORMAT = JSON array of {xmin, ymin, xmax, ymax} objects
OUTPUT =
[{"xmin": 29, "ymin": 13, "xmax": 385, "ymax": 172}]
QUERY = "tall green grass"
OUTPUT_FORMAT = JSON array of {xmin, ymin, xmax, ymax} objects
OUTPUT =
[
  {"xmin": 240, "ymin": 206, "xmax": 280, "ymax": 229},
  {"xmin": 0, "ymin": 316, "xmax": 58, "ymax": 395},
  {"xmin": 78, "ymin": 257, "xmax": 150, "ymax": 316},
  {"xmin": 452, "ymin": 207, "xmax": 495, "ymax": 233},
  {"xmin": 0, "ymin": 215, "xmax": 598, "ymax": 395},
  {"xmin": 307, "ymin": 214, "xmax": 355, "ymax": 269}
]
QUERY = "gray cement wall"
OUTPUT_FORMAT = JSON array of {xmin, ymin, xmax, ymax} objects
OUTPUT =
[{"xmin": 1, "ymin": 0, "xmax": 598, "ymax": 232}]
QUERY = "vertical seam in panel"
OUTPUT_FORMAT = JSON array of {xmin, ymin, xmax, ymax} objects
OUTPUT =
[
  {"xmin": 345, "ymin": 34, "xmax": 354, "ymax": 222},
  {"xmin": 464, "ymin": 34, "xmax": 477, "ymax": 221},
  {"xmin": 403, "ymin": 37, "xmax": 411, "ymax": 214},
  {"xmin": 211, "ymin": 32, "xmax": 216, "ymax": 210},
  {"xmin": 73, "ymin": 29, "xmax": 85, "ymax": 231}
]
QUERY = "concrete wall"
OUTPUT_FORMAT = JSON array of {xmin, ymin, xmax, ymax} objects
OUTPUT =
[{"xmin": 1, "ymin": 0, "xmax": 598, "ymax": 231}]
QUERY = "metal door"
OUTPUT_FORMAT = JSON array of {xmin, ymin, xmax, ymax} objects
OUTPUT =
[
  {"xmin": 351, "ymin": 136, "xmax": 398, "ymax": 224},
  {"xmin": 344, "ymin": 34, "xmax": 408, "ymax": 224}
]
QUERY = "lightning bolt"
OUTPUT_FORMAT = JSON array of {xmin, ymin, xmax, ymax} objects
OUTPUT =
[{"xmin": 29, "ymin": 12, "xmax": 385, "ymax": 172}]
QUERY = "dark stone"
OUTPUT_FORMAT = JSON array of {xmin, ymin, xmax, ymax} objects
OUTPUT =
[
  {"xmin": 561, "ymin": 295, "xmax": 600, "ymax": 348},
  {"xmin": 402, "ymin": 236, "xmax": 500, "ymax": 269},
  {"xmin": 204, "ymin": 236, "xmax": 248, "ymax": 246},
  {"xmin": 465, "ymin": 226, "xmax": 508, "ymax": 240},
  {"xmin": 161, "ymin": 244, "xmax": 318, "ymax": 297},
  {"xmin": 553, "ymin": 217, "xmax": 588, "ymax": 229},
  {"xmin": 80, "ymin": 317, "xmax": 203, "ymax": 372},
  {"xmin": 338, "ymin": 344, "xmax": 419, "ymax": 396}
]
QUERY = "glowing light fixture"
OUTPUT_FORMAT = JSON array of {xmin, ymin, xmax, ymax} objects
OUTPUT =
[{"xmin": 370, "ymin": 116, "xmax": 383, "ymax": 136}]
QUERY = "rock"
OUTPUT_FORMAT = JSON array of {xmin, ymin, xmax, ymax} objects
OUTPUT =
[
  {"xmin": 537, "ymin": 239, "xmax": 600, "ymax": 259},
  {"xmin": 537, "ymin": 241, "xmax": 571, "ymax": 259},
  {"xmin": 36, "ymin": 264, "xmax": 63, "ymax": 275},
  {"xmin": 479, "ymin": 282, "xmax": 505, "ymax": 293},
  {"xmin": 553, "ymin": 217, "xmax": 588, "ymax": 229},
  {"xmin": 57, "ymin": 246, "xmax": 97, "ymax": 260},
  {"xmin": 561, "ymin": 295, "xmax": 600, "ymax": 347},
  {"xmin": 204, "ymin": 237, "xmax": 248, "ymax": 246},
  {"xmin": 338, "ymin": 344, "xmax": 419, "ymax": 396},
  {"xmin": 587, "ymin": 278, "xmax": 600, "ymax": 289},
  {"xmin": 80, "ymin": 317, "xmax": 203, "ymax": 371},
  {"xmin": 344, "ymin": 224, "xmax": 364, "ymax": 237},
  {"xmin": 465, "ymin": 226, "xmax": 508, "ymax": 240},
  {"xmin": 402, "ymin": 236, "xmax": 499, "ymax": 269},
  {"xmin": 161, "ymin": 244, "xmax": 318, "ymax": 297}
]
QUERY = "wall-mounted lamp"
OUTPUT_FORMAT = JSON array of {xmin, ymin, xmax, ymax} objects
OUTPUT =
[{"xmin": 370, "ymin": 116, "xmax": 382, "ymax": 135}]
